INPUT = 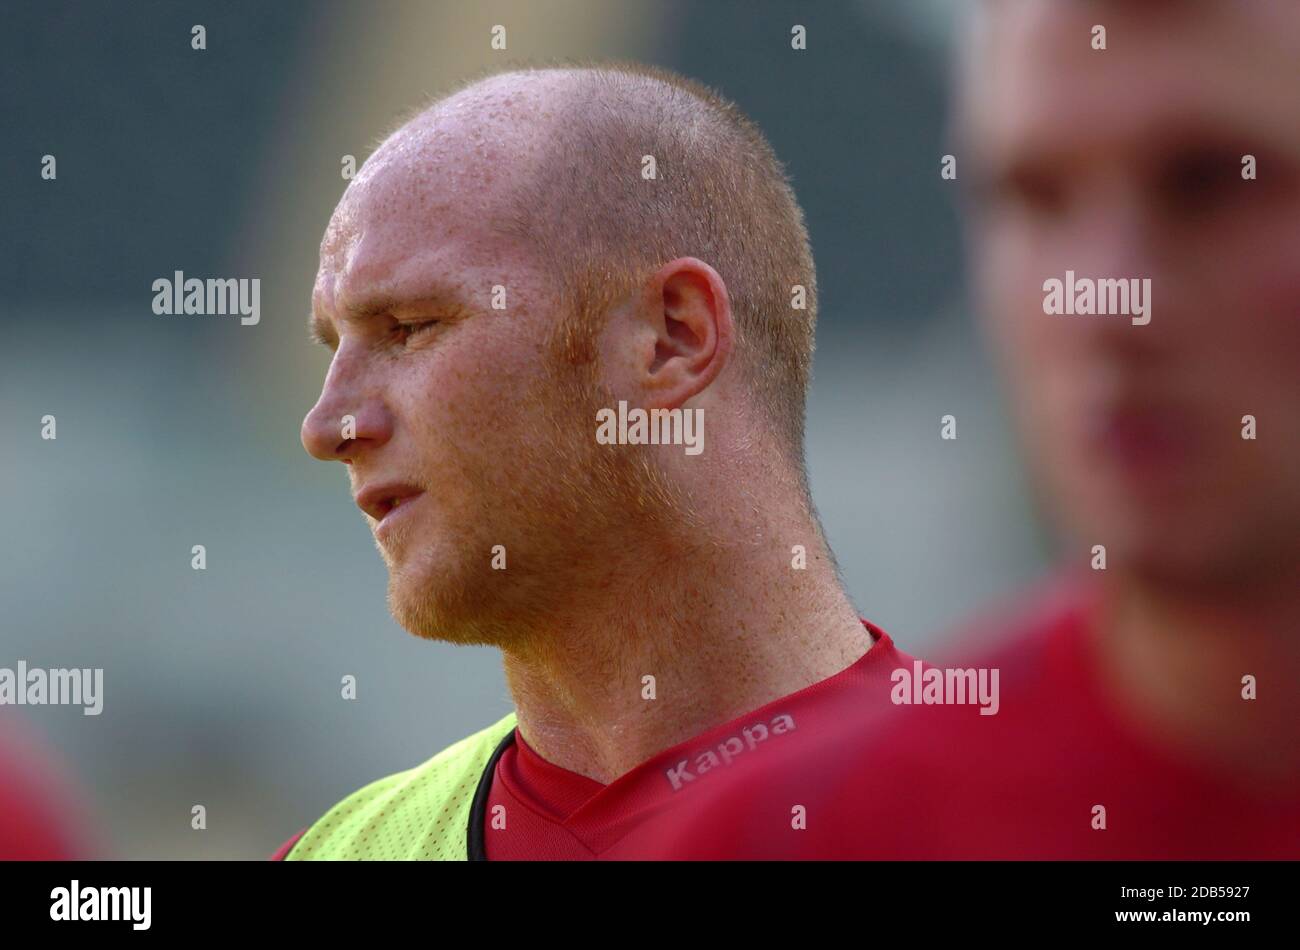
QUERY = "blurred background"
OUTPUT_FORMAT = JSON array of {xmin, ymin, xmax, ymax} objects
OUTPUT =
[{"xmin": 0, "ymin": 0, "xmax": 1047, "ymax": 858}]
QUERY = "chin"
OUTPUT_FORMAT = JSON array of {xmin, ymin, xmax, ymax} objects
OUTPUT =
[
  {"xmin": 384, "ymin": 553, "xmax": 517, "ymax": 647},
  {"xmin": 1089, "ymin": 517, "xmax": 1258, "ymax": 593},
  {"xmin": 388, "ymin": 566, "xmax": 466, "ymax": 643}
]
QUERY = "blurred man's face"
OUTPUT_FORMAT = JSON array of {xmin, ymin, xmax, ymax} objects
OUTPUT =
[
  {"xmin": 964, "ymin": 2, "xmax": 1300, "ymax": 588},
  {"xmin": 301, "ymin": 83, "xmax": 641, "ymax": 645}
]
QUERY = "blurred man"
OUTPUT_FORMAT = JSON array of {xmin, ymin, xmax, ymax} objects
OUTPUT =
[
  {"xmin": 279, "ymin": 62, "xmax": 915, "ymax": 861},
  {"xmin": 637, "ymin": 0, "xmax": 1300, "ymax": 859}
]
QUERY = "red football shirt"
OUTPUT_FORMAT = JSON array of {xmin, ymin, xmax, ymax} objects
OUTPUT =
[
  {"xmin": 483, "ymin": 621, "xmax": 912, "ymax": 860},
  {"xmin": 0, "ymin": 716, "xmax": 88, "ymax": 860},
  {"xmin": 633, "ymin": 579, "xmax": 1300, "ymax": 859}
]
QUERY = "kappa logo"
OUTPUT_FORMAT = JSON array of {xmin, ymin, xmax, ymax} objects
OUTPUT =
[{"xmin": 664, "ymin": 712, "xmax": 796, "ymax": 791}]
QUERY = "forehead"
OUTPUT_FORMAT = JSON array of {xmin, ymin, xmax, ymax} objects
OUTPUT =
[
  {"xmin": 315, "ymin": 78, "xmax": 555, "ymax": 314},
  {"xmin": 963, "ymin": 3, "xmax": 1300, "ymax": 169}
]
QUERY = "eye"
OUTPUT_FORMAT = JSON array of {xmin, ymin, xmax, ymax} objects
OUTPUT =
[
  {"xmin": 1155, "ymin": 146, "xmax": 1242, "ymax": 219},
  {"xmin": 993, "ymin": 166, "xmax": 1068, "ymax": 220},
  {"xmin": 394, "ymin": 319, "xmax": 440, "ymax": 344}
]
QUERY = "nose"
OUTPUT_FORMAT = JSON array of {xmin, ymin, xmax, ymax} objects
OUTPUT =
[
  {"xmin": 301, "ymin": 352, "xmax": 395, "ymax": 462},
  {"xmin": 1055, "ymin": 197, "xmax": 1171, "ymax": 352}
]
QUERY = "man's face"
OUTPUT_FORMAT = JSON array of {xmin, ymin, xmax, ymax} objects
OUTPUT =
[
  {"xmin": 964, "ymin": 2, "xmax": 1300, "ymax": 588},
  {"xmin": 301, "ymin": 86, "xmax": 627, "ymax": 644}
]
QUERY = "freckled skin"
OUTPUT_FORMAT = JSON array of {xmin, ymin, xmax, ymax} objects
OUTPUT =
[
  {"xmin": 966, "ymin": 3, "xmax": 1300, "ymax": 590},
  {"xmin": 304, "ymin": 74, "xmax": 621, "ymax": 645}
]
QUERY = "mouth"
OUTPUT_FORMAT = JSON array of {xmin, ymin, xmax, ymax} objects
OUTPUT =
[
  {"xmin": 354, "ymin": 483, "xmax": 425, "ymax": 524},
  {"xmin": 1084, "ymin": 403, "xmax": 1198, "ymax": 474}
]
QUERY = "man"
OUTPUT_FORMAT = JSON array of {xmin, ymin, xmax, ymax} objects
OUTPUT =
[
  {"xmin": 636, "ymin": 0, "xmax": 1300, "ymax": 859},
  {"xmin": 278, "ymin": 62, "xmax": 914, "ymax": 860}
]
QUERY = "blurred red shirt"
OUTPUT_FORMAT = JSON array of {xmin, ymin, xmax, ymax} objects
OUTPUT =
[
  {"xmin": 0, "ymin": 715, "xmax": 88, "ymax": 860},
  {"xmin": 624, "ymin": 579, "xmax": 1300, "ymax": 859}
]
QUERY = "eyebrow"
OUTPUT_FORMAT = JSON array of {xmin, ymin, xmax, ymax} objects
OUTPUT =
[
  {"xmin": 308, "ymin": 295, "xmax": 393, "ymax": 348},
  {"xmin": 308, "ymin": 284, "xmax": 469, "ymax": 348},
  {"xmin": 309, "ymin": 311, "xmax": 338, "ymax": 348},
  {"xmin": 964, "ymin": 110, "xmax": 1276, "ymax": 182}
]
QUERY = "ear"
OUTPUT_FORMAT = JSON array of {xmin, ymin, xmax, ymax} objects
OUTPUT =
[{"xmin": 605, "ymin": 257, "xmax": 734, "ymax": 410}]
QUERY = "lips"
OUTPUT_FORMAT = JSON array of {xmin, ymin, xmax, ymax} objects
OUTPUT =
[
  {"xmin": 1085, "ymin": 403, "xmax": 1198, "ymax": 472},
  {"xmin": 354, "ymin": 482, "xmax": 425, "ymax": 523}
]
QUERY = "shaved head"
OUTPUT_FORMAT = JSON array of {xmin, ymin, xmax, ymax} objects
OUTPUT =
[{"xmin": 401, "ymin": 61, "xmax": 819, "ymax": 461}]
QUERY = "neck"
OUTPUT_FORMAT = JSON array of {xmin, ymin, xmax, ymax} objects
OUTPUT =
[
  {"xmin": 500, "ymin": 520, "xmax": 870, "ymax": 784},
  {"xmin": 1093, "ymin": 564, "xmax": 1300, "ymax": 790}
]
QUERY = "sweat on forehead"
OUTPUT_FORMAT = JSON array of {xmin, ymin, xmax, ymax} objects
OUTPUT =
[
  {"xmin": 361, "ymin": 70, "xmax": 571, "ymax": 185},
  {"xmin": 317, "ymin": 72, "xmax": 586, "ymax": 280},
  {"xmin": 318, "ymin": 86, "xmax": 562, "ymax": 282},
  {"xmin": 360, "ymin": 107, "xmax": 524, "ymax": 199}
]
